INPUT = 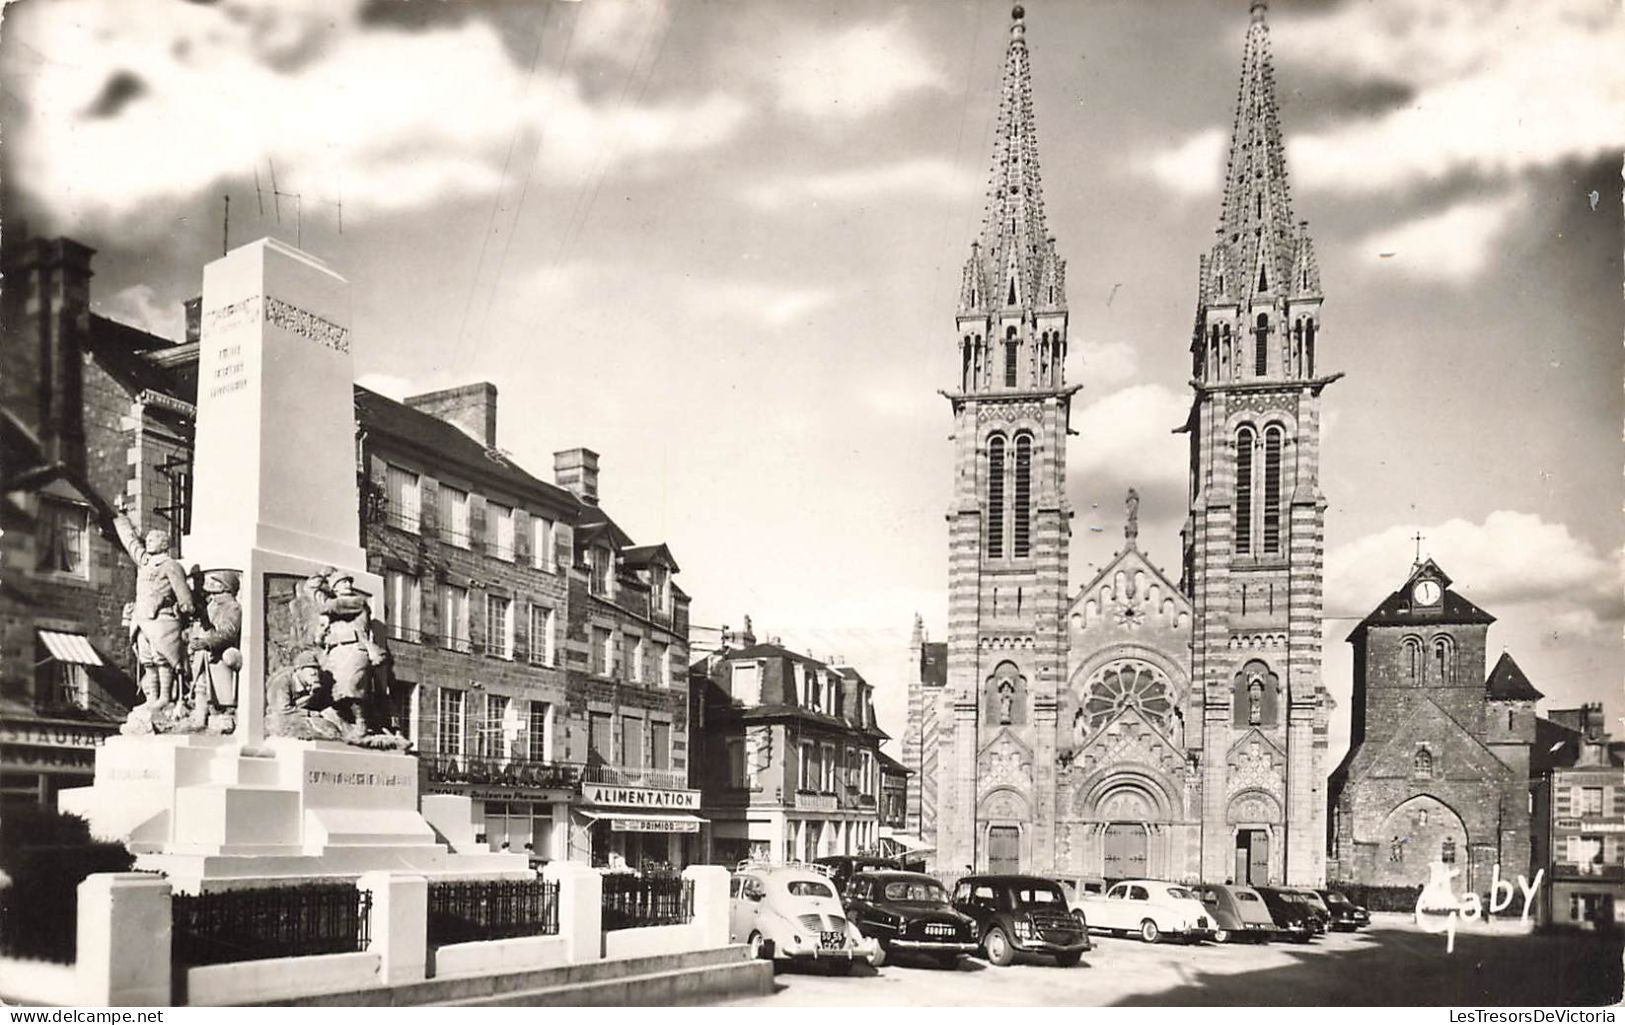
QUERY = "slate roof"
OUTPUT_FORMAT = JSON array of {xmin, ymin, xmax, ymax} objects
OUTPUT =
[
  {"xmin": 622, "ymin": 543, "xmax": 680, "ymax": 573},
  {"xmin": 1347, "ymin": 561, "xmax": 1495, "ymax": 640},
  {"xmin": 877, "ymin": 749, "xmax": 912, "ymax": 776},
  {"xmin": 1484, "ymin": 652, "xmax": 1543, "ymax": 702}
]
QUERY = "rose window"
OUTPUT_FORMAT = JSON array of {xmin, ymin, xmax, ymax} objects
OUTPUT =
[{"xmin": 1082, "ymin": 661, "xmax": 1175, "ymax": 733}]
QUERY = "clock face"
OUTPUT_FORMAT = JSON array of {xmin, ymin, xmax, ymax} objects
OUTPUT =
[{"xmin": 1412, "ymin": 580, "xmax": 1442, "ymax": 606}]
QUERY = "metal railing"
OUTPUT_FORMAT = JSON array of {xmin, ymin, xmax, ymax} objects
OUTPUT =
[
  {"xmin": 582, "ymin": 764, "xmax": 689, "ymax": 790},
  {"xmin": 426, "ymin": 879, "xmax": 559, "ymax": 946},
  {"xmin": 601, "ymin": 874, "xmax": 693, "ymax": 931},
  {"xmin": 421, "ymin": 753, "xmax": 581, "ymax": 790},
  {"xmin": 172, "ymin": 884, "xmax": 371, "ymax": 967}
]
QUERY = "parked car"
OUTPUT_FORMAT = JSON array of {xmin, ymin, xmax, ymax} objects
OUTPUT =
[
  {"xmin": 1254, "ymin": 886, "xmax": 1319, "ymax": 942},
  {"xmin": 814, "ymin": 855, "xmax": 904, "ymax": 895},
  {"xmin": 1078, "ymin": 880, "xmax": 1214, "ymax": 944},
  {"xmin": 950, "ymin": 874, "xmax": 1092, "ymax": 967},
  {"xmin": 730, "ymin": 866, "xmax": 881, "ymax": 973},
  {"xmin": 1189, "ymin": 883, "xmax": 1277, "ymax": 943},
  {"xmin": 1317, "ymin": 889, "xmax": 1370, "ymax": 930},
  {"xmin": 843, "ymin": 871, "xmax": 979, "ymax": 969}
]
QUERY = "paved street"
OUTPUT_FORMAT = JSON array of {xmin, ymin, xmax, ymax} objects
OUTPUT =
[{"xmin": 724, "ymin": 915, "xmax": 1623, "ymax": 1006}]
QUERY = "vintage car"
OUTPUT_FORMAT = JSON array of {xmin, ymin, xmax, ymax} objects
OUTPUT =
[
  {"xmin": 813, "ymin": 855, "xmax": 904, "ymax": 895},
  {"xmin": 1078, "ymin": 880, "xmax": 1214, "ymax": 944},
  {"xmin": 842, "ymin": 871, "xmax": 979, "ymax": 969},
  {"xmin": 729, "ymin": 866, "xmax": 881, "ymax": 973},
  {"xmin": 1318, "ymin": 889, "xmax": 1371, "ymax": 930},
  {"xmin": 1189, "ymin": 883, "xmax": 1277, "ymax": 943},
  {"xmin": 950, "ymin": 874, "xmax": 1092, "ymax": 967},
  {"xmin": 1254, "ymin": 886, "xmax": 1320, "ymax": 942}
]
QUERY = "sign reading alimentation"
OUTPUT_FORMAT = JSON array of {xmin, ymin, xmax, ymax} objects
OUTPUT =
[{"xmin": 582, "ymin": 783, "xmax": 700, "ymax": 810}]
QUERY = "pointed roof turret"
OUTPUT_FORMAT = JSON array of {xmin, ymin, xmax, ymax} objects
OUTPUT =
[
  {"xmin": 959, "ymin": 5, "xmax": 1066, "ymax": 316},
  {"xmin": 1207, "ymin": 1, "xmax": 1302, "ymax": 310},
  {"xmin": 1485, "ymin": 652, "xmax": 1543, "ymax": 702}
]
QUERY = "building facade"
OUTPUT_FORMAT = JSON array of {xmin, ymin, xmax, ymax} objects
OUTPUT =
[
  {"xmin": 918, "ymin": 3, "xmax": 1332, "ymax": 886},
  {"xmin": 1531, "ymin": 704, "xmax": 1625, "ymax": 929},
  {"xmin": 1327, "ymin": 560, "xmax": 1535, "ymax": 894},
  {"xmin": 692, "ymin": 633, "xmax": 886, "ymax": 866}
]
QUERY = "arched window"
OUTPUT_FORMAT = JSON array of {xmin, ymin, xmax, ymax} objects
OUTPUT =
[
  {"xmin": 1433, "ymin": 636, "xmax": 1453, "ymax": 684},
  {"xmin": 1013, "ymin": 434, "xmax": 1032, "ymax": 558},
  {"xmin": 1404, "ymin": 637, "xmax": 1421, "ymax": 682},
  {"xmin": 987, "ymin": 435, "xmax": 1006, "ymax": 559},
  {"xmin": 1507, "ymin": 708, "xmax": 1516, "ymax": 731},
  {"xmin": 1414, "ymin": 748, "xmax": 1433, "ymax": 777},
  {"xmin": 1208, "ymin": 327, "xmax": 1219, "ymax": 382},
  {"xmin": 1441, "ymin": 837, "xmax": 1458, "ymax": 864},
  {"xmin": 1234, "ymin": 427, "xmax": 1255, "ymax": 554},
  {"xmin": 1254, "ymin": 313, "xmax": 1270, "ymax": 376},
  {"xmin": 962, "ymin": 336, "xmax": 973, "ymax": 391},
  {"xmin": 1004, "ymin": 328, "xmax": 1019, "ymax": 387},
  {"xmin": 1221, "ymin": 326, "xmax": 1232, "ymax": 380},
  {"xmin": 1305, "ymin": 320, "xmax": 1316, "ymax": 376},
  {"xmin": 1262, "ymin": 426, "xmax": 1283, "ymax": 553}
]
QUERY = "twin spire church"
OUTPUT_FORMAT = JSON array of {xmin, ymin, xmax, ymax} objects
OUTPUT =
[{"xmin": 906, "ymin": 2, "xmax": 1337, "ymax": 887}]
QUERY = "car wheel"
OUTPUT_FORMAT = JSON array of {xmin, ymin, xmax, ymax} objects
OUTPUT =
[
  {"xmin": 1054, "ymin": 951, "xmax": 1082, "ymax": 968},
  {"xmin": 935, "ymin": 953, "xmax": 961, "ymax": 971},
  {"xmin": 984, "ymin": 927, "xmax": 1016, "ymax": 967},
  {"xmin": 872, "ymin": 942, "xmax": 888, "ymax": 968},
  {"xmin": 1212, "ymin": 929, "xmax": 1232, "ymax": 944},
  {"xmin": 746, "ymin": 931, "xmax": 767, "ymax": 960},
  {"xmin": 1139, "ymin": 919, "xmax": 1160, "ymax": 944},
  {"xmin": 1071, "ymin": 910, "xmax": 1089, "ymax": 933}
]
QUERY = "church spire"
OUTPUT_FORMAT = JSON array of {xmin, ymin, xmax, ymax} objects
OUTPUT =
[
  {"xmin": 960, "ymin": 4, "xmax": 1065, "ymax": 317},
  {"xmin": 1212, "ymin": 0, "xmax": 1301, "ymax": 306}
]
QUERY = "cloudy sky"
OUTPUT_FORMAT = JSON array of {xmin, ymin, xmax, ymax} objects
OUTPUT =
[{"xmin": 3, "ymin": 0, "xmax": 1621, "ymax": 763}]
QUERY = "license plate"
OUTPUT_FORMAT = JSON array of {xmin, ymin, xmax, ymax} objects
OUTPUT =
[
  {"xmin": 820, "ymin": 930, "xmax": 844, "ymax": 949},
  {"xmin": 926, "ymin": 924, "xmax": 953, "ymax": 937}
]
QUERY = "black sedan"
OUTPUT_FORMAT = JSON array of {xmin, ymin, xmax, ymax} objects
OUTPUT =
[
  {"xmin": 843, "ymin": 871, "xmax": 979, "ymax": 969},
  {"xmin": 814, "ymin": 854, "xmax": 904, "ymax": 896},
  {"xmin": 1254, "ymin": 886, "xmax": 1320, "ymax": 942},
  {"xmin": 951, "ymin": 874, "xmax": 1092, "ymax": 967},
  {"xmin": 1318, "ymin": 889, "xmax": 1371, "ymax": 930}
]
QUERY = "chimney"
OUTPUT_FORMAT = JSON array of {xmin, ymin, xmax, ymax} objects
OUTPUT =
[
  {"xmin": 553, "ymin": 447, "xmax": 599, "ymax": 504},
  {"xmin": 184, "ymin": 297, "xmax": 202, "ymax": 344},
  {"xmin": 406, "ymin": 383, "xmax": 498, "ymax": 448},
  {"xmin": 0, "ymin": 237, "xmax": 95, "ymax": 474}
]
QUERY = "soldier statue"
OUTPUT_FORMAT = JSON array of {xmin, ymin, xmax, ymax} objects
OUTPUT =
[
  {"xmin": 112, "ymin": 496, "xmax": 194, "ymax": 731},
  {"xmin": 265, "ymin": 649, "xmax": 342, "ymax": 741},
  {"xmin": 185, "ymin": 569, "xmax": 242, "ymax": 733}
]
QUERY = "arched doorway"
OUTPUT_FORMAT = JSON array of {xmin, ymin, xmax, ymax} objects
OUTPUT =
[{"xmin": 1098, "ymin": 786, "xmax": 1158, "ymax": 880}]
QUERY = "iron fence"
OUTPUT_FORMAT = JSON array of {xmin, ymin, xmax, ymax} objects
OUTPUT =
[
  {"xmin": 171, "ymin": 884, "xmax": 371, "ymax": 967},
  {"xmin": 600, "ymin": 874, "xmax": 693, "ymax": 931},
  {"xmin": 426, "ymin": 878, "xmax": 559, "ymax": 946}
]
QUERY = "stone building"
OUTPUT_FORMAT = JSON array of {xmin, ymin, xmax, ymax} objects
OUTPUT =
[
  {"xmin": 912, "ymin": 2, "xmax": 1333, "ymax": 886},
  {"xmin": 691, "ymin": 632, "xmax": 886, "ymax": 866},
  {"xmin": 1530, "ymin": 703, "xmax": 1624, "ymax": 928},
  {"xmin": 1327, "ymin": 560, "xmax": 1535, "ymax": 894}
]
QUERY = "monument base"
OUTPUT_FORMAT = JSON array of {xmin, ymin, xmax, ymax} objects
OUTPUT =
[{"xmin": 60, "ymin": 735, "xmax": 528, "ymax": 893}]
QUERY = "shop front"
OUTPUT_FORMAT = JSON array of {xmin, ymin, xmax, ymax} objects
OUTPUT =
[
  {"xmin": 0, "ymin": 709, "xmax": 118, "ymax": 815},
  {"xmin": 575, "ymin": 781, "xmax": 706, "ymax": 871},
  {"xmin": 420, "ymin": 759, "xmax": 578, "ymax": 863}
]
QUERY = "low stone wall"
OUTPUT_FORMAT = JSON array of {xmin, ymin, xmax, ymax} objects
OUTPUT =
[
  {"xmin": 431, "ymin": 934, "xmax": 569, "ymax": 978},
  {"xmin": 0, "ymin": 956, "xmax": 79, "ymax": 1006},
  {"xmin": 186, "ymin": 951, "xmax": 380, "ymax": 1007},
  {"xmin": 603, "ymin": 922, "xmax": 705, "ymax": 961}
]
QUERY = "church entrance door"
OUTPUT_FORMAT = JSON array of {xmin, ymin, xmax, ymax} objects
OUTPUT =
[
  {"xmin": 988, "ymin": 826, "xmax": 1021, "ymax": 873},
  {"xmin": 1234, "ymin": 829, "xmax": 1269, "ymax": 886},
  {"xmin": 1103, "ymin": 824, "xmax": 1147, "ymax": 881}
]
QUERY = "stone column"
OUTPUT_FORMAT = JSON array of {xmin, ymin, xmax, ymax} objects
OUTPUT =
[
  {"xmin": 682, "ymin": 865, "xmax": 730, "ymax": 949},
  {"xmin": 357, "ymin": 872, "xmax": 427, "ymax": 986},
  {"xmin": 544, "ymin": 860, "xmax": 604, "ymax": 963},
  {"xmin": 77, "ymin": 873, "xmax": 171, "ymax": 1006}
]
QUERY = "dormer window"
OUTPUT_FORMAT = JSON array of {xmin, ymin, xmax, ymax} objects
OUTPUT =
[
  {"xmin": 649, "ymin": 565, "xmax": 670, "ymax": 615},
  {"xmin": 588, "ymin": 546, "xmax": 614, "ymax": 597}
]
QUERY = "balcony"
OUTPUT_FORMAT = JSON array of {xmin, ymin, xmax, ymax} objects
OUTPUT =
[
  {"xmin": 1552, "ymin": 862, "xmax": 1625, "ymax": 881},
  {"xmin": 582, "ymin": 764, "xmax": 689, "ymax": 790},
  {"xmin": 421, "ymin": 753, "xmax": 580, "ymax": 791}
]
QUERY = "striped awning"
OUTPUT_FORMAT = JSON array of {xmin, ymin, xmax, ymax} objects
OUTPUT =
[{"xmin": 38, "ymin": 630, "xmax": 104, "ymax": 667}]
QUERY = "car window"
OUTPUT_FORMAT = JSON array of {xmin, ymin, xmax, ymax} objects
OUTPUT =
[
  {"xmin": 952, "ymin": 882, "xmax": 970, "ymax": 903},
  {"xmin": 730, "ymin": 877, "xmax": 742, "ymax": 898},
  {"xmin": 1166, "ymin": 886, "xmax": 1194, "ymax": 901},
  {"xmin": 1012, "ymin": 884, "xmax": 1065, "ymax": 907},
  {"xmin": 883, "ymin": 880, "xmax": 947, "ymax": 903},
  {"xmin": 1107, "ymin": 884, "xmax": 1126, "ymax": 899},
  {"xmin": 786, "ymin": 879, "xmax": 837, "ymax": 899},
  {"xmin": 1128, "ymin": 886, "xmax": 1149, "ymax": 901},
  {"xmin": 743, "ymin": 877, "xmax": 764, "ymax": 899},
  {"xmin": 1237, "ymin": 891, "xmax": 1261, "ymax": 902},
  {"xmin": 1198, "ymin": 890, "xmax": 1218, "ymax": 904},
  {"xmin": 972, "ymin": 885, "xmax": 997, "ymax": 904}
]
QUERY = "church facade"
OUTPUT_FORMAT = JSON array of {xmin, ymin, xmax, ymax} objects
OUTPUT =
[{"xmin": 908, "ymin": 2, "xmax": 1334, "ymax": 888}]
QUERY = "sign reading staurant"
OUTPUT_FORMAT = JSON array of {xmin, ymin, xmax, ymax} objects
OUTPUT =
[{"xmin": 582, "ymin": 783, "xmax": 700, "ymax": 810}]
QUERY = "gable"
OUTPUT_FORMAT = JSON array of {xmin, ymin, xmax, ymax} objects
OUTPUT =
[
  {"xmin": 1071, "ymin": 706, "xmax": 1188, "ymax": 781},
  {"xmin": 1069, "ymin": 546, "xmax": 1191, "ymax": 638},
  {"xmin": 1343, "ymin": 693, "xmax": 1517, "ymax": 784}
]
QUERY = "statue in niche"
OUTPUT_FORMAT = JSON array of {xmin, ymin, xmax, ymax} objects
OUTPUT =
[
  {"xmin": 998, "ymin": 682, "xmax": 1015, "ymax": 725},
  {"xmin": 1247, "ymin": 676, "xmax": 1264, "ymax": 725},
  {"xmin": 1124, "ymin": 488, "xmax": 1140, "ymax": 548},
  {"xmin": 183, "ymin": 568, "xmax": 242, "ymax": 734},
  {"xmin": 112, "ymin": 497, "xmax": 195, "ymax": 734}
]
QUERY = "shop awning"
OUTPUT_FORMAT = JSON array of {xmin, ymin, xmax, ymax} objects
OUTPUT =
[
  {"xmin": 878, "ymin": 831, "xmax": 934, "ymax": 854},
  {"xmin": 38, "ymin": 630, "xmax": 103, "ymax": 667},
  {"xmin": 576, "ymin": 810, "xmax": 708, "ymax": 834}
]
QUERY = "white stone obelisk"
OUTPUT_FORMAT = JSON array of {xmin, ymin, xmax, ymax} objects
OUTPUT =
[{"xmin": 183, "ymin": 238, "xmax": 378, "ymax": 746}]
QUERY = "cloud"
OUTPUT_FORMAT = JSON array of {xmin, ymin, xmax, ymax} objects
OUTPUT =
[
  {"xmin": 1069, "ymin": 384, "xmax": 1190, "ymax": 489},
  {"xmin": 1326, "ymin": 512, "xmax": 1624, "ymax": 630},
  {"xmin": 513, "ymin": 262, "xmax": 834, "ymax": 330},
  {"xmin": 768, "ymin": 14, "xmax": 947, "ymax": 121},
  {"xmin": 744, "ymin": 158, "xmax": 978, "ymax": 211},
  {"xmin": 1133, "ymin": 0, "xmax": 1625, "ymax": 199},
  {"xmin": 1076, "ymin": 338, "xmax": 1140, "ymax": 389},
  {"xmin": 695, "ymin": 280, "xmax": 835, "ymax": 328},
  {"xmin": 7, "ymin": 0, "xmax": 748, "ymax": 234},
  {"xmin": 1352, "ymin": 190, "xmax": 1524, "ymax": 284},
  {"xmin": 95, "ymin": 284, "xmax": 184, "ymax": 342},
  {"xmin": 354, "ymin": 373, "xmax": 416, "ymax": 400}
]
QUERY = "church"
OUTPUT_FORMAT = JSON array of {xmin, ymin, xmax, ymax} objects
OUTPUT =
[{"xmin": 905, "ymin": 1, "xmax": 1334, "ymax": 888}]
